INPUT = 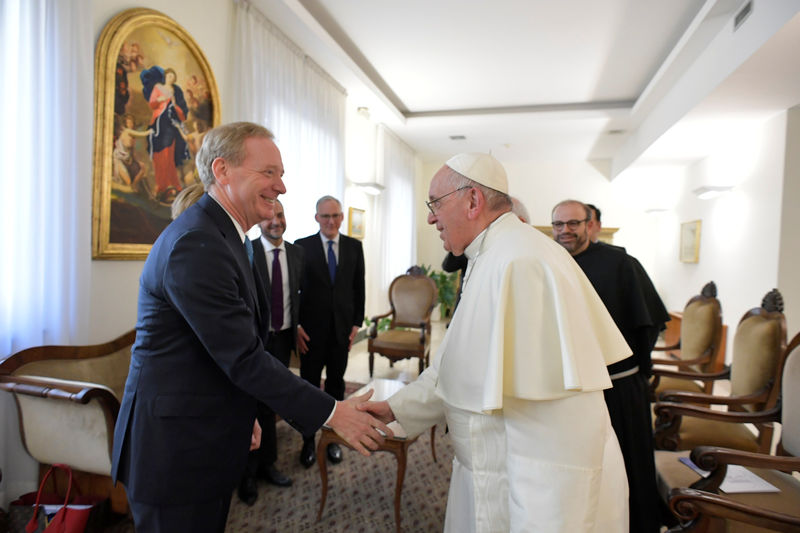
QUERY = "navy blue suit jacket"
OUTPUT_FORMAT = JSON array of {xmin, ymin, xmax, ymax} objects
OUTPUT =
[
  {"xmin": 111, "ymin": 194, "xmax": 333, "ymax": 505},
  {"xmin": 295, "ymin": 232, "xmax": 365, "ymax": 344}
]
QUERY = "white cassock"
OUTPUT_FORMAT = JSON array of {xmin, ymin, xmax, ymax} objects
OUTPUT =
[{"xmin": 388, "ymin": 213, "xmax": 631, "ymax": 533}]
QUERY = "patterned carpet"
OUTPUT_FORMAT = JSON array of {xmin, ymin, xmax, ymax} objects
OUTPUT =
[
  {"xmin": 101, "ymin": 380, "xmax": 454, "ymax": 532},
  {"xmin": 225, "ymin": 422, "xmax": 453, "ymax": 532}
]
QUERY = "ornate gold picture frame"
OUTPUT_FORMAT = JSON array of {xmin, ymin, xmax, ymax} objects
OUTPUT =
[
  {"xmin": 348, "ymin": 207, "xmax": 365, "ymax": 240},
  {"xmin": 92, "ymin": 8, "xmax": 220, "ymax": 259}
]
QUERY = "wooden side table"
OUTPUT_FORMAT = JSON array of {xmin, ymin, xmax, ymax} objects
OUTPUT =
[{"xmin": 315, "ymin": 379, "xmax": 435, "ymax": 533}]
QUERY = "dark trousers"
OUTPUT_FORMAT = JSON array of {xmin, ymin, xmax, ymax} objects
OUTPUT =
[
  {"xmin": 604, "ymin": 372, "xmax": 661, "ymax": 533},
  {"xmin": 244, "ymin": 328, "xmax": 293, "ymax": 477},
  {"xmin": 299, "ymin": 324, "xmax": 348, "ymax": 401},
  {"xmin": 129, "ymin": 496, "xmax": 231, "ymax": 533}
]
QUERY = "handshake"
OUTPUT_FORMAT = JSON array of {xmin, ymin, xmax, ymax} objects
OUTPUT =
[
  {"xmin": 248, "ymin": 389, "xmax": 395, "ymax": 454},
  {"xmin": 327, "ymin": 389, "xmax": 396, "ymax": 455}
]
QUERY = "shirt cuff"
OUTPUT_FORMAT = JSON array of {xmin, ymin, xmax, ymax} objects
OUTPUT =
[{"xmin": 323, "ymin": 400, "xmax": 337, "ymax": 426}]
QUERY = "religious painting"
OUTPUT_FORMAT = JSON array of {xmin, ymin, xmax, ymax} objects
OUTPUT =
[
  {"xmin": 348, "ymin": 207, "xmax": 365, "ymax": 240},
  {"xmin": 92, "ymin": 8, "xmax": 220, "ymax": 259},
  {"xmin": 680, "ymin": 220, "xmax": 702, "ymax": 263}
]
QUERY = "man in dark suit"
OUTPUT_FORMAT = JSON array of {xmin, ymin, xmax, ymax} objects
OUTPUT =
[
  {"xmin": 111, "ymin": 122, "xmax": 389, "ymax": 532},
  {"xmin": 295, "ymin": 195, "xmax": 365, "ymax": 467},
  {"xmin": 238, "ymin": 199, "xmax": 304, "ymax": 505}
]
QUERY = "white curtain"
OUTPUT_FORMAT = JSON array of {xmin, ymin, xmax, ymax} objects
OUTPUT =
[
  {"xmin": 367, "ymin": 125, "xmax": 417, "ymax": 314},
  {"xmin": 231, "ymin": 0, "xmax": 346, "ymax": 240},
  {"xmin": 0, "ymin": 0, "xmax": 93, "ymax": 506}
]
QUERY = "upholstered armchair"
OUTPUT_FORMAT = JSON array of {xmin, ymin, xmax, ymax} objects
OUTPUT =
[
  {"xmin": 0, "ymin": 330, "xmax": 135, "ymax": 512},
  {"xmin": 653, "ymin": 289, "xmax": 787, "ymax": 454},
  {"xmin": 651, "ymin": 281, "xmax": 724, "ymax": 399},
  {"xmin": 368, "ymin": 271, "xmax": 437, "ymax": 378},
  {"xmin": 657, "ymin": 330, "xmax": 800, "ymax": 532}
]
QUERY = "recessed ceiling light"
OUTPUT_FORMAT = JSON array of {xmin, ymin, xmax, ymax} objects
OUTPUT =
[
  {"xmin": 449, "ymin": 135, "xmax": 466, "ymax": 140},
  {"xmin": 354, "ymin": 182, "xmax": 384, "ymax": 195},
  {"xmin": 693, "ymin": 186, "xmax": 733, "ymax": 200}
]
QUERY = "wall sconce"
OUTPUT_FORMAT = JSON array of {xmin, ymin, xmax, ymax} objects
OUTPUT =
[
  {"xmin": 354, "ymin": 182, "xmax": 384, "ymax": 196},
  {"xmin": 693, "ymin": 185, "xmax": 733, "ymax": 200}
]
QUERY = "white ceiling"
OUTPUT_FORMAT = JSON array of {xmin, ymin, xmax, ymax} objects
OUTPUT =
[{"xmin": 252, "ymin": 0, "xmax": 800, "ymax": 176}]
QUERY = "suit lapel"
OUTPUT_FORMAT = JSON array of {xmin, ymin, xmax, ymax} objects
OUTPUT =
[
  {"xmin": 252, "ymin": 238, "xmax": 270, "ymax": 291},
  {"xmin": 199, "ymin": 195, "xmax": 263, "ymax": 325},
  {"xmin": 251, "ymin": 238, "xmax": 271, "ymax": 339},
  {"xmin": 337, "ymin": 236, "xmax": 348, "ymax": 278},
  {"xmin": 311, "ymin": 234, "xmax": 333, "ymax": 288},
  {"xmin": 286, "ymin": 244, "xmax": 299, "ymax": 299}
]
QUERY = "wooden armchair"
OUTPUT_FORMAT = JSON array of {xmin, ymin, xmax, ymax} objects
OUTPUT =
[
  {"xmin": 658, "ymin": 330, "xmax": 800, "ymax": 532},
  {"xmin": 368, "ymin": 272, "xmax": 437, "ymax": 378},
  {"xmin": 651, "ymin": 281, "xmax": 724, "ymax": 399},
  {"xmin": 653, "ymin": 289, "xmax": 787, "ymax": 454},
  {"xmin": 0, "ymin": 330, "xmax": 135, "ymax": 513}
]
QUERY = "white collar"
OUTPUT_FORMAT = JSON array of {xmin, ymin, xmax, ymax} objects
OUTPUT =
[
  {"xmin": 319, "ymin": 232, "xmax": 339, "ymax": 246},
  {"xmin": 260, "ymin": 236, "xmax": 285, "ymax": 253},
  {"xmin": 464, "ymin": 211, "xmax": 513, "ymax": 260}
]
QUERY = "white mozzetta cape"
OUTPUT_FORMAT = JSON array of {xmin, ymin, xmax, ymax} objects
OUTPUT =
[
  {"xmin": 440, "ymin": 212, "xmax": 629, "ymax": 413},
  {"xmin": 388, "ymin": 213, "xmax": 631, "ymax": 532}
]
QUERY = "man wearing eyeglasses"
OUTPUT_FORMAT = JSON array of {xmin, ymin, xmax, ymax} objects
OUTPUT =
[
  {"xmin": 363, "ymin": 153, "xmax": 632, "ymax": 532},
  {"xmin": 552, "ymin": 199, "xmax": 668, "ymax": 533},
  {"xmin": 294, "ymin": 195, "xmax": 366, "ymax": 468}
]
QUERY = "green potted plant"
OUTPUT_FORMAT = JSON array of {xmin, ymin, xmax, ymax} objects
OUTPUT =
[{"xmin": 419, "ymin": 264, "xmax": 460, "ymax": 320}]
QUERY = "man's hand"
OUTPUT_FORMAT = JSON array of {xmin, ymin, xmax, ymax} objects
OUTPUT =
[
  {"xmin": 250, "ymin": 419, "xmax": 262, "ymax": 451},
  {"xmin": 297, "ymin": 325, "xmax": 310, "ymax": 354},
  {"xmin": 347, "ymin": 325, "xmax": 359, "ymax": 351},
  {"xmin": 358, "ymin": 399, "xmax": 396, "ymax": 425},
  {"xmin": 328, "ymin": 390, "xmax": 394, "ymax": 456}
]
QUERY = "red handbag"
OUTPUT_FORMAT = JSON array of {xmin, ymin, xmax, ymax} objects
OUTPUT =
[{"xmin": 11, "ymin": 464, "xmax": 105, "ymax": 533}]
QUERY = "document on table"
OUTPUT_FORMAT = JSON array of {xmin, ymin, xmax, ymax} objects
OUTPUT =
[{"xmin": 679, "ymin": 456, "xmax": 779, "ymax": 493}]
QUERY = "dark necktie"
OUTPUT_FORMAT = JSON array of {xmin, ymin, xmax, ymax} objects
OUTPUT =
[
  {"xmin": 271, "ymin": 249, "xmax": 283, "ymax": 331},
  {"xmin": 327, "ymin": 240, "xmax": 336, "ymax": 283},
  {"xmin": 244, "ymin": 238, "xmax": 254, "ymax": 265}
]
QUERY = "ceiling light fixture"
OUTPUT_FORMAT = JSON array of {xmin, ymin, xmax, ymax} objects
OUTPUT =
[
  {"xmin": 693, "ymin": 185, "xmax": 733, "ymax": 200},
  {"xmin": 449, "ymin": 135, "xmax": 466, "ymax": 140}
]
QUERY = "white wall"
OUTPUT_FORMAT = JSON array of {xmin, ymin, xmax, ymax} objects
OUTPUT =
[
  {"xmin": 652, "ymin": 111, "xmax": 788, "ymax": 359},
  {"xmin": 88, "ymin": 0, "xmax": 235, "ymax": 342},
  {"xmin": 778, "ymin": 106, "xmax": 800, "ymax": 339}
]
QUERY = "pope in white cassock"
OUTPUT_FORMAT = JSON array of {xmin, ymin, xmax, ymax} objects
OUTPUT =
[{"xmin": 362, "ymin": 153, "xmax": 632, "ymax": 532}]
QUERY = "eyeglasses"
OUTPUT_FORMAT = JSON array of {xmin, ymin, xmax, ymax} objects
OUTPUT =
[
  {"xmin": 318, "ymin": 213, "xmax": 343, "ymax": 221},
  {"xmin": 426, "ymin": 186, "xmax": 470, "ymax": 215},
  {"xmin": 551, "ymin": 218, "xmax": 589, "ymax": 230}
]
